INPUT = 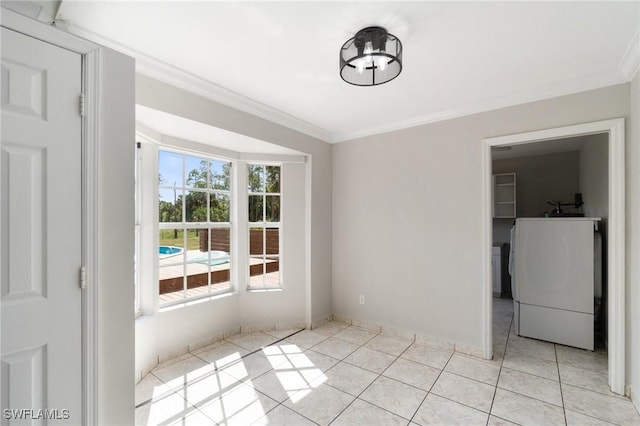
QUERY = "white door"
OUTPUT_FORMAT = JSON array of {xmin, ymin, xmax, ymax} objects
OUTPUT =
[{"xmin": 1, "ymin": 27, "xmax": 82, "ymax": 423}]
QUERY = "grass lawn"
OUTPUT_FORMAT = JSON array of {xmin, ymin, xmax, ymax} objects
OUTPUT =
[{"xmin": 159, "ymin": 229, "xmax": 201, "ymax": 250}]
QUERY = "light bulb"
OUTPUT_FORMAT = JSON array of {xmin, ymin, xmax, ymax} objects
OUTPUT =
[
  {"xmin": 363, "ymin": 41, "xmax": 373, "ymax": 55},
  {"xmin": 356, "ymin": 59, "xmax": 365, "ymax": 74},
  {"xmin": 377, "ymin": 57, "xmax": 387, "ymax": 71}
]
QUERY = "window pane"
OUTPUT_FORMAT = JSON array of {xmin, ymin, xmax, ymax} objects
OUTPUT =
[
  {"xmin": 159, "ymin": 229, "xmax": 185, "ymax": 266},
  {"xmin": 210, "ymin": 228, "xmax": 231, "ymax": 293},
  {"xmin": 159, "ymin": 188, "xmax": 183, "ymax": 222},
  {"xmin": 184, "ymin": 228, "xmax": 210, "ymax": 295},
  {"xmin": 249, "ymin": 264, "xmax": 265, "ymax": 287},
  {"xmin": 185, "ymin": 190, "xmax": 208, "ymax": 222},
  {"xmin": 158, "ymin": 151, "xmax": 182, "ymax": 187},
  {"xmin": 211, "ymin": 160, "xmax": 231, "ymax": 191},
  {"xmin": 265, "ymin": 228, "xmax": 280, "ymax": 286},
  {"xmin": 183, "ymin": 229, "xmax": 201, "ymax": 250},
  {"xmin": 185, "ymin": 157, "xmax": 208, "ymax": 189},
  {"xmin": 249, "ymin": 227, "xmax": 264, "ymax": 256},
  {"xmin": 264, "ymin": 256, "xmax": 280, "ymax": 287},
  {"xmin": 209, "ymin": 193, "xmax": 230, "ymax": 222},
  {"xmin": 265, "ymin": 195, "xmax": 280, "ymax": 222},
  {"xmin": 265, "ymin": 227, "xmax": 279, "ymax": 255},
  {"xmin": 248, "ymin": 164, "xmax": 264, "ymax": 192},
  {"xmin": 265, "ymin": 166, "xmax": 280, "ymax": 193},
  {"xmin": 248, "ymin": 227, "xmax": 280, "ymax": 288},
  {"xmin": 158, "ymin": 266, "xmax": 185, "ymax": 304},
  {"xmin": 249, "ymin": 227, "xmax": 265, "ymax": 287},
  {"xmin": 248, "ymin": 195, "xmax": 264, "ymax": 222}
]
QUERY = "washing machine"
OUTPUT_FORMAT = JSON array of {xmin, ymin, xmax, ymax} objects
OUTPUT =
[{"xmin": 511, "ymin": 217, "xmax": 601, "ymax": 350}]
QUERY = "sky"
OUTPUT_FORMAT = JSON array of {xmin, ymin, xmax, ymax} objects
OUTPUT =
[{"xmin": 158, "ymin": 150, "xmax": 228, "ymax": 197}]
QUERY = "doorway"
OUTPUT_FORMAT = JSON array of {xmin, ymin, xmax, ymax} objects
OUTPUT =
[{"xmin": 481, "ymin": 119, "xmax": 626, "ymax": 395}]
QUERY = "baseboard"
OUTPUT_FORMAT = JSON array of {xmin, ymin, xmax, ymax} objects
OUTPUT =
[
  {"xmin": 309, "ymin": 315, "xmax": 332, "ymax": 330},
  {"xmin": 240, "ymin": 321, "xmax": 306, "ymax": 334},
  {"xmin": 333, "ymin": 313, "xmax": 482, "ymax": 358},
  {"xmin": 136, "ymin": 314, "xmax": 486, "ymax": 386}
]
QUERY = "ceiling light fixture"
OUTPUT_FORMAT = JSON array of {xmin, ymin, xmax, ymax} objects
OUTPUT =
[{"xmin": 340, "ymin": 26, "xmax": 402, "ymax": 86}]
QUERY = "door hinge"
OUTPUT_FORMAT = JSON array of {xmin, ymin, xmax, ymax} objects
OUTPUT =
[
  {"xmin": 80, "ymin": 266, "xmax": 86, "ymax": 290},
  {"xmin": 79, "ymin": 93, "xmax": 85, "ymax": 117}
]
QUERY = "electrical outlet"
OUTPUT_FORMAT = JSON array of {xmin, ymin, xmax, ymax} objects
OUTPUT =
[{"xmin": 359, "ymin": 295, "xmax": 365, "ymax": 304}]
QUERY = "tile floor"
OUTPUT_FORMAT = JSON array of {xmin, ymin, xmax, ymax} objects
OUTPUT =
[{"xmin": 136, "ymin": 298, "xmax": 640, "ymax": 425}]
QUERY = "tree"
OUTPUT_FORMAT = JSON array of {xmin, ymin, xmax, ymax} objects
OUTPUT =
[
  {"xmin": 158, "ymin": 173, "xmax": 182, "ymax": 238},
  {"xmin": 248, "ymin": 165, "xmax": 280, "ymax": 222},
  {"xmin": 184, "ymin": 160, "xmax": 230, "ymax": 223}
]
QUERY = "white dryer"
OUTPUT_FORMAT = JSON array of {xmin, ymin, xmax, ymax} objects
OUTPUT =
[{"xmin": 513, "ymin": 218, "xmax": 601, "ymax": 350}]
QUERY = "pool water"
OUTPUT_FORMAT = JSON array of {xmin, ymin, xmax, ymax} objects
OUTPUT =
[{"xmin": 159, "ymin": 246, "xmax": 183, "ymax": 256}]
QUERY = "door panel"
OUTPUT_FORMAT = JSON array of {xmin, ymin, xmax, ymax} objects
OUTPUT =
[{"xmin": 1, "ymin": 27, "xmax": 82, "ymax": 424}]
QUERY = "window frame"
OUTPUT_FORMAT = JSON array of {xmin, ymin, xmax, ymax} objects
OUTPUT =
[
  {"xmin": 134, "ymin": 142, "xmax": 142, "ymax": 317},
  {"xmin": 247, "ymin": 163, "xmax": 283, "ymax": 290},
  {"xmin": 157, "ymin": 147, "xmax": 235, "ymax": 306}
]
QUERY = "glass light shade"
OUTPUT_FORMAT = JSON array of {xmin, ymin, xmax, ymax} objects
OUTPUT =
[{"xmin": 340, "ymin": 26, "xmax": 402, "ymax": 86}]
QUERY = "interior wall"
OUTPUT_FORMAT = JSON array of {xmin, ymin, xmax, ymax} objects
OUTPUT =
[
  {"xmin": 492, "ymin": 151, "xmax": 580, "ymax": 243},
  {"xmin": 332, "ymin": 84, "xmax": 630, "ymax": 352},
  {"xmin": 98, "ymin": 47, "xmax": 136, "ymax": 425},
  {"xmin": 135, "ymin": 75, "xmax": 332, "ymax": 326},
  {"xmin": 579, "ymin": 134, "xmax": 609, "ymax": 218},
  {"xmin": 628, "ymin": 70, "xmax": 640, "ymax": 409}
]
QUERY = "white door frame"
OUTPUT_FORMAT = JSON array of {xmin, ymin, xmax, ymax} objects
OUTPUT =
[
  {"xmin": 481, "ymin": 118, "xmax": 626, "ymax": 395},
  {"xmin": 1, "ymin": 8, "xmax": 102, "ymax": 424}
]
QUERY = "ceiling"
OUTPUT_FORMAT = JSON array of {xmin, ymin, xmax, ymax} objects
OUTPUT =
[
  {"xmin": 56, "ymin": 1, "xmax": 639, "ymax": 143},
  {"xmin": 136, "ymin": 105, "xmax": 304, "ymax": 155}
]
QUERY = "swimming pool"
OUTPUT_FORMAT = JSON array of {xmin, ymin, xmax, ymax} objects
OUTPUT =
[{"xmin": 159, "ymin": 245, "xmax": 183, "ymax": 257}]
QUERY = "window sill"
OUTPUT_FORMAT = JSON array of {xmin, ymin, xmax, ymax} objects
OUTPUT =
[
  {"xmin": 158, "ymin": 290, "xmax": 236, "ymax": 312},
  {"xmin": 246, "ymin": 287, "xmax": 283, "ymax": 293}
]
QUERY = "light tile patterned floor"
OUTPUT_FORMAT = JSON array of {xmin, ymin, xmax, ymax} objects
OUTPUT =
[{"xmin": 136, "ymin": 299, "xmax": 640, "ymax": 425}]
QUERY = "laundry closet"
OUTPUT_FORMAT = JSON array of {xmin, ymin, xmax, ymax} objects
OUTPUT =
[{"xmin": 491, "ymin": 134, "xmax": 608, "ymax": 351}]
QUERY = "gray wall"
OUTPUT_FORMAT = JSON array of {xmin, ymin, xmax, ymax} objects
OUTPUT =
[
  {"xmin": 579, "ymin": 134, "xmax": 609, "ymax": 219},
  {"xmin": 492, "ymin": 151, "xmax": 581, "ymax": 243},
  {"xmin": 628, "ymin": 71, "xmax": 640, "ymax": 411},
  {"xmin": 98, "ymin": 47, "xmax": 135, "ymax": 425},
  {"xmin": 332, "ymin": 84, "xmax": 630, "ymax": 352}
]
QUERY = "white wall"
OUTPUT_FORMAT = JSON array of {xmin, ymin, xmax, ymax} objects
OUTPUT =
[
  {"xmin": 98, "ymin": 47, "xmax": 135, "ymax": 425},
  {"xmin": 628, "ymin": 71, "xmax": 640, "ymax": 409},
  {"xmin": 332, "ymin": 84, "xmax": 630, "ymax": 352}
]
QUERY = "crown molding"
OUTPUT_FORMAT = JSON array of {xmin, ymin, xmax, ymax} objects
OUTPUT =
[
  {"xmin": 59, "ymin": 21, "xmax": 638, "ymax": 146},
  {"xmin": 63, "ymin": 23, "xmax": 333, "ymax": 143},
  {"xmin": 333, "ymin": 70, "xmax": 628, "ymax": 143},
  {"xmin": 619, "ymin": 28, "xmax": 639, "ymax": 81}
]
